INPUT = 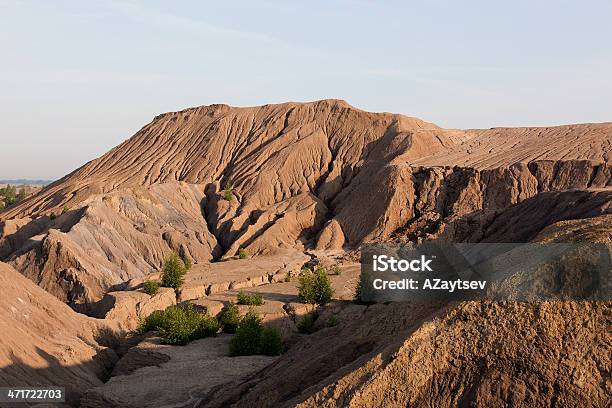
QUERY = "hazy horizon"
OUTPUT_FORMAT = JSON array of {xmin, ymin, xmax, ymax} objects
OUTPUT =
[{"xmin": 2, "ymin": 0, "xmax": 611, "ymax": 179}]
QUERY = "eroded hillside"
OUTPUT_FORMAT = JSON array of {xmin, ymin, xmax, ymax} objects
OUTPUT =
[
  {"xmin": 0, "ymin": 100, "xmax": 610, "ymax": 407},
  {"xmin": 1, "ymin": 100, "xmax": 609, "ymax": 308}
]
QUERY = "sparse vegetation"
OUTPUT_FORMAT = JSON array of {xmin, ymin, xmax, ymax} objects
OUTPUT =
[
  {"xmin": 161, "ymin": 253, "xmax": 188, "ymax": 289},
  {"xmin": 259, "ymin": 327, "xmax": 282, "ymax": 356},
  {"xmin": 297, "ymin": 313, "xmax": 317, "ymax": 334},
  {"xmin": 136, "ymin": 309, "xmax": 166, "ymax": 334},
  {"xmin": 229, "ymin": 310, "xmax": 282, "ymax": 356},
  {"xmin": 325, "ymin": 315, "xmax": 339, "ymax": 327},
  {"xmin": 222, "ymin": 183, "xmax": 235, "ymax": 201},
  {"xmin": 0, "ymin": 185, "xmax": 26, "ymax": 208},
  {"xmin": 61, "ymin": 205, "xmax": 70, "ymax": 215},
  {"xmin": 284, "ymin": 272, "xmax": 292, "ymax": 282},
  {"xmin": 330, "ymin": 265, "xmax": 342, "ymax": 275},
  {"xmin": 229, "ymin": 310, "xmax": 263, "ymax": 356},
  {"xmin": 49, "ymin": 212, "xmax": 56, "ymax": 220},
  {"xmin": 137, "ymin": 304, "xmax": 219, "ymax": 345},
  {"xmin": 143, "ymin": 280, "xmax": 160, "ymax": 296},
  {"xmin": 181, "ymin": 253, "xmax": 192, "ymax": 270},
  {"xmin": 237, "ymin": 247, "xmax": 249, "ymax": 259},
  {"xmin": 220, "ymin": 302, "xmax": 241, "ymax": 333},
  {"xmin": 298, "ymin": 266, "xmax": 334, "ymax": 305},
  {"xmin": 237, "ymin": 290, "xmax": 264, "ymax": 306},
  {"xmin": 354, "ymin": 270, "xmax": 373, "ymax": 304}
]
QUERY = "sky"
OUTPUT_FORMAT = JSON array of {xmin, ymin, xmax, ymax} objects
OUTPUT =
[{"xmin": 1, "ymin": 0, "xmax": 611, "ymax": 180}]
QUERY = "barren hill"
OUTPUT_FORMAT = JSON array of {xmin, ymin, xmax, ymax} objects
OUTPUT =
[
  {"xmin": 0, "ymin": 100, "xmax": 610, "ymax": 407},
  {"xmin": 0, "ymin": 100, "xmax": 610, "ymax": 308}
]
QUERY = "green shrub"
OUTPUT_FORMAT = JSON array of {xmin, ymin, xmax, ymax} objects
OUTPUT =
[
  {"xmin": 325, "ymin": 315, "xmax": 339, "ymax": 327},
  {"xmin": 136, "ymin": 305, "xmax": 219, "ymax": 345},
  {"xmin": 161, "ymin": 253, "xmax": 187, "ymax": 289},
  {"xmin": 49, "ymin": 212, "xmax": 56, "ymax": 220},
  {"xmin": 137, "ymin": 309, "xmax": 166, "ymax": 334},
  {"xmin": 158, "ymin": 305, "xmax": 203, "ymax": 345},
  {"xmin": 143, "ymin": 280, "xmax": 160, "ymax": 296},
  {"xmin": 229, "ymin": 310, "xmax": 263, "ymax": 356},
  {"xmin": 220, "ymin": 302, "xmax": 241, "ymax": 333},
  {"xmin": 229, "ymin": 310, "xmax": 282, "ymax": 356},
  {"xmin": 159, "ymin": 304, "xmax": 219, "ymax": 345},
  {"xmin": 298, "ymin": 266, "xmax": 334, "ymax": 305},
  {"xmin": 237, "ymin": 290, "xmax": 264, "ymax": 306},
  {"xmin": 297, "ymin": 314, "xmax": 316, "ymax": 334},
  {"xmin": 284, "ymin": 272, "xmax": 292, "ymax": 282},
  {"xmin": 237, "ymin": 247, "xmax": 249, "ymax": 259},
  {"xmin": 61, "ymin": 205, "xmax": 70, "ymax": 215},
  {"xmin": 194, "ymin": 314, "xmax": 222, "ymax": 338},
  {"xmin": 260, "ymin": 327, "xmax": 282, "ymax": 356}
]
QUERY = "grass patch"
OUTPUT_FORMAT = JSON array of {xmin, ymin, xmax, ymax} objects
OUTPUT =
[
  {"xmin": 325, "ymin": 315, "xmax": 339, "ymax": 327},
  {"xmin": 237, "ymin": 290, "xmax": 264, "ymax": 306},
  {"xmin": 237, "ymin": 247, "xmax": 249, "ymax": 259},
  {"xmin": 222, "ymin": 183, "xmax": 235, "ymax": 201},
  {"xmin": 143, "ymin": 280, "xmax": 160, "ymax": 296},
  {"xmin": 297, "ymin": 314, "xmax": 317, "ymax": 334}
]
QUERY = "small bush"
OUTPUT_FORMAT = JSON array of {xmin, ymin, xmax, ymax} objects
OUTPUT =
[
  {"xmin": 137, "ymin": 309, "xmax": 166, "ymax": 334},
  {"xmin": 159, "ymin": 304, "xmax": 219, "ymax": 345},
  {"xmin": 237, "ymin": 247, "xmax": 249, "ymax": 259},
  {"xmin": 158, "ymin": 305, "xmax": 202, "ymax": 345},
  {"xmin": 61, "ymin": 205, "xmax": 70, "ymax": 215},
  {"xmin": 220, "ymin": 302, "xmax": 241, "ymax": 333},
  {"xmin": 49, "ymin": 212, "xmax": 56, "ymax": 220},
  {"xmin": 284, "ymin": 272, "xmax": 292, "ymax": 282},
  {"xmin": 161, "ymin": 253, "xmax": 187, "ymax": 289},
  {"xmin": 143, "ymin": 280, "xmax": 160, "ymax": 296},
  {"xmin": 229, "ymin": 310, "xmax": 282, "ymax": 356},
  {"xmin": 194, "ymin": 314, "xmax": 222, "ymax": 338},
  {"xmin": 297, "ymin": 314, "xmax": 317, "ymax": 334},
  {"xmin": 136, "ymin": 305, "xmax": 219, "ymax": 345},
  {"xmin": 237, "ymin": 290, "xmax": 264, "ymax": 306},
  {"xmin": 298, "ymin": 266, "xmax": 334, "ymax": 305},
  {"xmin": 325, "ymin": 315, "xmax": 339, "ymax": 327},
  {"xmin": 229, "ymin": 310, "xmax": 263, "ymax": 356},
  {"xmin": 260, "ymin": 327, "xmax": 282, "ymax": 356}
]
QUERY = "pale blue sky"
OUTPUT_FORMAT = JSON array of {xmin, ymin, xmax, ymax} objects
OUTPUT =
[{"xmin": 1, "ymin": 0, "xmax": 611, "ymax": 179}]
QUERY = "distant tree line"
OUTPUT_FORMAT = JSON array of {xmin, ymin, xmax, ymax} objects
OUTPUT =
[{"xmin": 0, "ymin": 185, "xmax": 27, "ymax": 210}]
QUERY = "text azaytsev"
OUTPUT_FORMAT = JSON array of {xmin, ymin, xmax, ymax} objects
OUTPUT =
[{"xmin": 372, "ymin": 278, "xmax": 486, "ymax": 293}]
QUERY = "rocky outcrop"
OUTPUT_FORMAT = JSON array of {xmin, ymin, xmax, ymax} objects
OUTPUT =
[
  {"xmin": 332, "ymin": 160, "xmax": 610, "ymax": 245},
  {"xmin": 89, "ymin": 288, "xmax": 177, "ymax": 332},
  {"xmin": 177, "ymin": 250, "xmax": 309, "ymax": 302},
  {"xmin": 1, "ymin": 182, "xmax": 219, "ymax": 308}
]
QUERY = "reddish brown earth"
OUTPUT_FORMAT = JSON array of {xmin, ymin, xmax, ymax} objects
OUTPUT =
[{"xmin": 0, "ymin": 100, "xmax": 610, "ymax": 407}]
